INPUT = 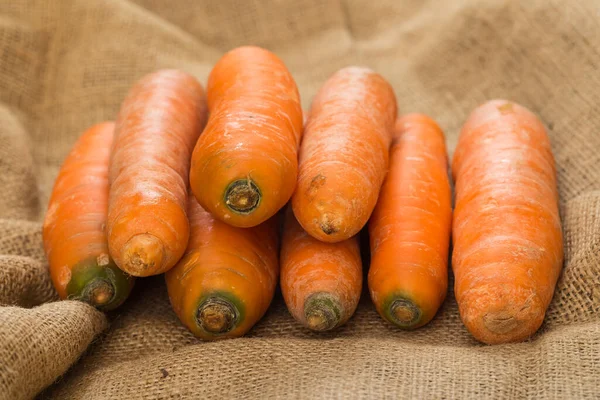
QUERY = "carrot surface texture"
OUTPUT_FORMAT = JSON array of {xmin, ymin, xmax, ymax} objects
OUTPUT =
[
  {"xmin": 190, "ymin": 46, "xmax": 303, "ymax": 228},
  {"xmin": 43, "ymin": 122, "xmax": 134, "ymax": 311},
  {"xmin": 108, "ymin": 70, "xmax": 208, "ymax": 277},
  {"xmin": 452, "ymin": 100, "xmax": 563, "ymax": 344},
  {"xmin": 280, "ymin": 208, "xmax": 362, "ymax": 331},
  {"xmin": 368, "ymin": 115, "xmax": 452, "ymax": 329},
  {"xmin": 292, "ymin": 66, "xmax": 397, "ymax": 243},
  {"xmin": 165, "ymin": 194, "xmax": 280, "ymax": 340}
]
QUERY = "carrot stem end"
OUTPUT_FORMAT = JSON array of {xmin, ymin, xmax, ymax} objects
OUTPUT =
[
  {"xmin": 80, "ymin": 278, "xmax": 115, "ymax": 307},
  {"xmin": 304, "ymin": 292, "xmax": 343, "ymax": 331},
  {"xmin": 66, "ymin": 256, "xmax": 135, "ymax": 311},
  {"xmin": 224, "ymin": 179, "xmax": 261, "ymax": 214},
  {"xmin": 388, "ymin": 298, "xmax": 422, "ymax": 329},
  {"xmin": 196, "ymin": 296, "xmax": 239, "ymax": 334}
]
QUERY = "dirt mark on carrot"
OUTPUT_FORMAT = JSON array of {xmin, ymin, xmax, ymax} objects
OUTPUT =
[
  {"xmin": 319, "ymin": 214, "xmax": 340, "ymax": 235},
  {"xmin": 497, "ymin": 102, "xmax": 514, "ymax": 114},
  {"xmin": 306, "ymin": 174, "xmax": 326, "ymax": 197}
]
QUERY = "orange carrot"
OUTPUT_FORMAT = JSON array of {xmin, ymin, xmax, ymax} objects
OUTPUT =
[
  {"xmin": 43, "ymin": 122, "xmax": 134, "ymax": 310},
  {"xmin": 190, "ymin": 46, "xmax": 303, "ymax": 228},
  {"xmin": 165, "ymin": 193, "xmax": 279, "ymax": 340},
  {"xmin": 452, "ymin": 100, "xmax": 563, "ymax": 344},
  {"xmin": 280, "ymin": 208, "xmax": 362, "ymax": 331},
  {"xmin": 368, "ymin": 114, "xmax": 452, "ymax": 329},
  {"xmin": 108, "ymin": 70, "xmax": 207, "ymax": 277},
  {"xmin": 292, "ymin": 67, "xmax": 397, "ymax": 243}
]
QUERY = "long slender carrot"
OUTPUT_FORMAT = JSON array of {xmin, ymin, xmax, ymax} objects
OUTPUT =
[
  {"xmin": 452, "ymin": 100, "xmax": 563, "ymax": 344},
  {"xmin": 292, "ymin": 67, "xmax": 397, "ymax": 243},
  {"xmin": 368, "ymin": 114, "xmax": 452, "ymax": 329},
  {"xmin": 43, "ymin": 122, "xmax": 134, "ymax": 310},
  {"xmin": 280, "ymin": 208, "xmax": 362, "ymax": 331},
  {"xmin": 165, "ymin": 193, "xmax": 279, "ymax": 340},
  {"xmin": 108, "ymin": 70, "xmax": 207, "ymax": 277},
  {"xmin": 190, "ymin": 46, "xmax": 303, "ymax": 228}
]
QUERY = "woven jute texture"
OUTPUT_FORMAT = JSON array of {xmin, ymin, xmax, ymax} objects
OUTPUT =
[{"xmin": 0, "ymin": 0, "xmax": 599, "ymax": 399}]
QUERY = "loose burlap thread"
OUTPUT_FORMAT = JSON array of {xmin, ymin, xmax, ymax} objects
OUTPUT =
[{"xmin": 0, "ymin": 0, "xmax": 599, "ymax": 399}]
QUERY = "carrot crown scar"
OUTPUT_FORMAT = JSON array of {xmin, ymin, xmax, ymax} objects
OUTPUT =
[
  {"xmin": 304, "ymin": 292, "xmax": 343, "ymax": 331},
  {"xmin": 196, "ymin": 296, "xmax": 240, "ymax": 334},
  {"xmin": 225, "ymin": 179, "xmax": 261, "ymax": 214}
]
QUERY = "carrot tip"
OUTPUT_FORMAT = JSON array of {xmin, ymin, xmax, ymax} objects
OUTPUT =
[
  {"xmin": 482, "ymin": 311, "xmax": 520, "ymax": 335},
  {"xmin": 224, "ymin": 179, "xmax": 260, "ymax": 214},
  {"xmin": 479, "ymin": 299, "xmax": 539, "ymax": 341},
  {"xmin": 196, "ymin": 296, "xmax": 239, "ymax": 334},
  {"xmin": 389, "ymin": 299, "xmax": 422, "ymax": 329},
  {"xmin": 304, "ymin": 293, "xmax": 342, "ymax": 332},
  {"xmin": 121, "ymin": 233, "xmax": 165, "ymax": 276}
]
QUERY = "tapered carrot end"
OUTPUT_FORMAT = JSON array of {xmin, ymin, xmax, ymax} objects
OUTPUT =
[
  {"xmin": 460, "ymin": 288, "xmax": 546, "ymax": 344},
  {"xmin": 225, "ymin": 179, "xmax": 261, "ymax": 214},
  {"xmin": 196, "ymin": 297, "xmax": 239, "ymax": 334},
  {"xmin": 121, "ymin": 233, "xmax": 165, "ymax": 277},
  {"xmin": 304, "ymin": 293, "xmax": 342, "ymax": 332},
  {"xmin": 388, "ymin": 298, "xmax": 422, "ymax": 329},
  {"xmin": 478, "ymin": 303, "xmax": 544, "ymax": 345}
]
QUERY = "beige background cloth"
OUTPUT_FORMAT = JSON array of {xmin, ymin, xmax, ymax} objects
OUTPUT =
[{"xmin": 0, "ymin": 0, "xmax": 599, "ymax": 398}]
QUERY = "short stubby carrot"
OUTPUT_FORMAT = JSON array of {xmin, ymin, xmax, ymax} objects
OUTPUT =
[
  {"xmin": 292, "ymin": 66, "xmax": 397, "ymax": 243},
  {"xmin": 280, "ymin": 208, "xmax": 362, "ymax": 331},
  {"xmin": 108, "ymin": 70, "xmax": 208, "ymax": 277},
  {"xmin": 43, "ymin": 122, "xmax": 134, "ymax": 311},
  {"xmin": 165, "ymin": 193, "xmax": 280, "ymax": 340},
  {"xmin": 190, "ymin": 46, "xmax": 303, "ymax": 228},
  {"xmin": 452, "ymin": 100, "xmax": 563, "ymax": 344},
  {"xmin": 368, "ymin": 115, "xmax": 452, "ymax": 329}
]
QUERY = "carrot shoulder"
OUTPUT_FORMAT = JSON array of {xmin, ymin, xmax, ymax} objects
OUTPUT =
[
  {"xmin": 292, "ymin": 66, "xmax": 397, "ymax": 243},
  {"xmin": 280, "ymin": 208, "xmax": 362, "ymax": 331},
  {"xmin": 452, "ymin": 100, "xmax": 563, "ymax": 344},
  {"xmin": 43, "ymin": 122, "xmax": 134, "ymax": 310},
  {"xmin": 108, "ymin": 69, "xmax": 208, "ymax": 277},
  {"xmin": 190, "ymin": 46, "xmax": 303, "ymax": 228},
  {"xmin": 165, "ymin": 194, "xmax": 280, "ymax": 340},
  {"xmin": 368, "ymin": 114, "xmax": 451, "ymax": 329}
]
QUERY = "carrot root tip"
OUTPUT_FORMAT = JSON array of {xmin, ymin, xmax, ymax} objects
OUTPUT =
[
  {"xmin": 304, "ymin": 293, "xmax": 342, "ymax": 332},
  {"xmin": 224, "ymin": 179, "xmax": 260, "ymax": 214},
  {"xmin": 482, "ymin": 312, "xmax": 520, "ymax": 335},
  {"xmin": 196, "ymin": 296, "xmax": 239, "ymax": 334},
  {"xmin": 121, "ymin": 233, "xmax": 165, "ymax": 276},
  {"xmin": 389, "ymin": 299, "xmax": 422, "ymax": 329},
  {"xmin": 480, "ymin": 297, "xmax": 537, "ymax": 339}
]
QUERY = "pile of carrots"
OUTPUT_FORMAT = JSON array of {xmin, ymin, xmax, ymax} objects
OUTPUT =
[{"xmin": 43, "ymin": 46, "xmax": 563, "ymax": 345}]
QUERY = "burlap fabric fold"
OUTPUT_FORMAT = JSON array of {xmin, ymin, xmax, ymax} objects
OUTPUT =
[{"xmin": 0, "ymin": 0, "xmax": 599, "ymax": 399}]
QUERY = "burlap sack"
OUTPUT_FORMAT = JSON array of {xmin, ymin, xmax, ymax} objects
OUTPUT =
[{"xmin": 0, "ymin": 0, "xmax": 598, "ymax": 398}]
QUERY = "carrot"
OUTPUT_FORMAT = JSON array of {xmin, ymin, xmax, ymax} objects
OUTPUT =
[
  {"xmin": 43, "ymin": 122, "xmax": 134, "ymax": 310},
  {"xmin": 190, "ymin": 46, "xmax": 303, "ymax": 228},
  {"xmin": 165, "ymin": 193, "xmax": 279, "ymax": 340},
  {"xmin": 452, "ymin": 100, "xmax": 563, "ymax": 344},
  {"xmin": 291, "ymin": 67, "xmax": 397, "ymax": 243},
  {"xmin": 368, "ymin": 114, "xmax": 452, "ymax": 329},
  {"xmin": 108, "ymin": 69, "xmax": 207, "ymax": 277},
  {"xmin": 280, "ymin": 208, "xmax": 362, "ymax": 331}
]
